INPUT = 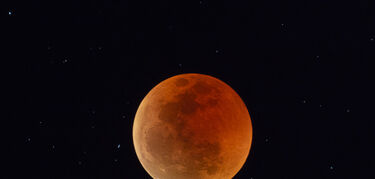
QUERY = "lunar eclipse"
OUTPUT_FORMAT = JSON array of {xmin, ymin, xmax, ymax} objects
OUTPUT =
[{"xmin": 133, "ymin": 73, "xmax": 252, "ymax": 179}]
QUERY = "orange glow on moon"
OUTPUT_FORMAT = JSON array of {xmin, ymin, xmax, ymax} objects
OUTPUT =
[{"xmin": 133, "ymin": 73, "xmax": 252, "ymax": 179}]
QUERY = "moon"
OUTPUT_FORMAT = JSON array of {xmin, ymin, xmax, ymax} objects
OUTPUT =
[{"xmin": 133, "ymin": 73, "xmax": 252, "ymax": 179}]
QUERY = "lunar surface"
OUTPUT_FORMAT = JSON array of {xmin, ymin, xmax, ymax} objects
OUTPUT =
[{"xmin": 133, "ymin": 73, "xmax": 252, "ymax": 179}]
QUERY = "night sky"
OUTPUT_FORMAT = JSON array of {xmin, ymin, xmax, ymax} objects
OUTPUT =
[{"xmin": 4, "ymin": 0, "xmax": 375, "ymax": 178}]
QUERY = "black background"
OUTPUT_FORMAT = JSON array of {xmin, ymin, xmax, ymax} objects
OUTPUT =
[{"xmin": 4, "ymin": 0, "xmax": 375, "ymax": 178}]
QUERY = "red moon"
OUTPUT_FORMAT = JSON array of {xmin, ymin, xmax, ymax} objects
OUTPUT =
[{"xmin": 133, "ymin": 73, "xmax": 252, "ymax": 179}]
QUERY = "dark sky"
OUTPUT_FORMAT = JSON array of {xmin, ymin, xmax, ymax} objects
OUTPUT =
[{"xmin": 4, "ymin": 0, "xmax": 375, "ymax": 178}]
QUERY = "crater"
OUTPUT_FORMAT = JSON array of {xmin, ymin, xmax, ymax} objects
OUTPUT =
[
  {"xmin": 176, "ymin": 92, "xmax": 200, "ymax": 115},
  {"xmin": 159, "ymin": 91, "xmax": 200, "ymax": 122},
  {"xmin": 157, "ymin": 91, "xmax": 200, "ymax": 139},
  {"xmin": 175, "ymin": 78, "xmax": 189, "ymax": 87},
  {"xmin": 145, "ymin": 125, "xmax": 175, "ymax": 165},
  {"xmin": 192, "ymin": 80, "xmax": 212, "ymax": 95},
  {"xmin": 206, "ymin": 98, "xmax": 218, "ymax": 107},
  {"xmin": 184, "ymin": 141, "xmax": 222, "ymax": 177}
]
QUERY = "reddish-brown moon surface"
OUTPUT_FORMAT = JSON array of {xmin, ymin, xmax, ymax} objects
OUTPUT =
[{"xmin": 133, "ymin": 73, "xmax": 252, "ymax": 179}]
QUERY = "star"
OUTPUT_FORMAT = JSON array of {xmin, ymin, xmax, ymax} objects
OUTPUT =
[
  {"xmin": 8, "ymin": 11, "xmax": 12, "ymax": 16},
  {"xmin": 265, "ymin": 137, "xmax": 269, "ymax": 143},
  {"xmin": 62, "ymin": 58, "xmax": 68, "ymax": 64},
  {"xmin": 281, "ymin": 23, "xmax": 286, "ymax": 31}
]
